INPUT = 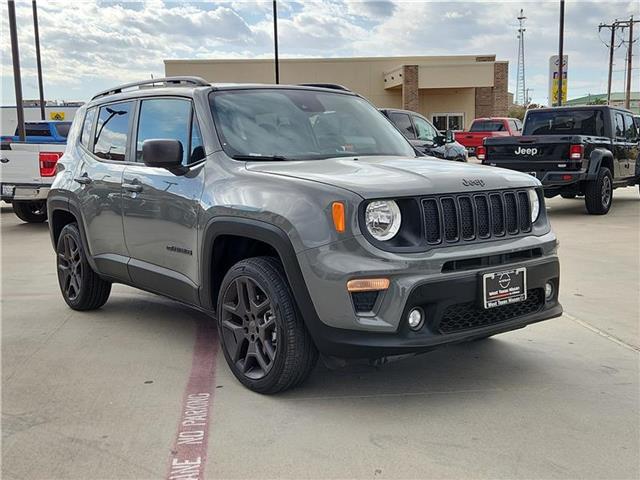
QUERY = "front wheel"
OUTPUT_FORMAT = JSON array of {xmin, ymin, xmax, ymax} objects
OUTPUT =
[
  {"xmin": 13, "ymin": 200, "xmax": 47, "ymax": 223},
  {"xmin": 217, "ymin": 256, "xmax": 318, "ymax": 394},
  {"xmin": 584, "ymin": 167, "xmax": 613, "ymax": 215}
]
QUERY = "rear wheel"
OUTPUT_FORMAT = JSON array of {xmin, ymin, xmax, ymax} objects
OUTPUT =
[
  {"xmin": 13, "ymin": 200, "xmax": 47, "ymax": 223},
  {"xmin": 217, "ymin": 256, "xmax": 318, "ymax": 394},
  {"xmin": 584, "ymin": 167, "xmax": 613, "ymax": 215},
  {"xmin": 56, "ymin": 223, "xmax": 111, "ymax": 310}
]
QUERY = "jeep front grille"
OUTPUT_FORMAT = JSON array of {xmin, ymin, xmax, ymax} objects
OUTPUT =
[{"xmin": 422, "ymin": 190, "xmax": 532, "ymax": 246}]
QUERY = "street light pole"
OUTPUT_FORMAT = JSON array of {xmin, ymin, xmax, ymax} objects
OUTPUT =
[
  {"xmin": 33, "ymin": 0, "xmax": 46, "ymax": 120},
  {"xmin": 557, "ymin": 0, "xmax": 565, "ymax": 106},
  {"xmin": 7, "ymin": 0, "xmax": 25, "ymax": 141},
  {"xmin": 273, "ymin": 0, "xmax": 279, "ymax": 84}
]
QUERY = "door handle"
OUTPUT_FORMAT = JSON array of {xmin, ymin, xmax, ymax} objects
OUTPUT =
[
  {"xmin": 74, "ymin": 175, "xmax": 92, "ymax": 185},
  {"xmin": 0, "ymin": 157, "xmax": 9, "ymax": 164},
  {"xmin": 123, "ymin": 183, "xmax": 143, "ymax": 193}
]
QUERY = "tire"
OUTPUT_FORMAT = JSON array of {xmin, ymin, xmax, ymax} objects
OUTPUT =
[
  {"xmin": 13, "ymin": 200, "xmax": 47, "ymax": 223},
  {"xmin": 561, "ymin": 194, "xmax": 576, "ymax": 199},
  {"xmin": 56, "ymin": 223, "xmax": 111, "ymax": 310},
  {"xmin": 584, "ymin": 167, "xmax": 613, "ymax": 215},
  {"xmin": 217, "ymin": 256, "xmax": 318, "ymax": 394}
]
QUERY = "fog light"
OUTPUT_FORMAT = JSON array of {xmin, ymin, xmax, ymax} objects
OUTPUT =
[
  {"xmin": 545, "ymin": 282, "xmax": 554, "ymax": 300},
  {"xmin": 407, "ymin": 307, "xmax": 424, "ymax": 330}
]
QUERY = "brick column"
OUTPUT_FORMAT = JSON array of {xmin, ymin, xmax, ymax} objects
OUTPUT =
[
  {"xmin": 492, "ymin": 62, "xmax": 508, "ymax": 116},
  {"xmin": 475, "ymin": 87, "xmax": 493, "ymax": 118},
  {"xmin": 402, "ymin": 65, "xmax": 419, "ymax": 112}
]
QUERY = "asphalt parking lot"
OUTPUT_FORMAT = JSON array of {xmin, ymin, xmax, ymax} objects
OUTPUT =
[{"xmin": 2, "ymin": 188, "xmax": 639, "ymax": 480}]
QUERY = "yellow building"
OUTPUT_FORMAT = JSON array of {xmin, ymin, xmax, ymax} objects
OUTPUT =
[{"xmin": 165, "ymin": 55, "xmax": 508, "ymax": 131}]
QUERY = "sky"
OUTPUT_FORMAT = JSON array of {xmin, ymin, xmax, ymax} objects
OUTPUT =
[{"xmin": 1, "ymin": 0, "xmax": 638, "ymax": 106}]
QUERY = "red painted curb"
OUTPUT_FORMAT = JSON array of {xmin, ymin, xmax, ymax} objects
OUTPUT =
[{"xmin": 166, "ymin": 321, "xmax": 219, "ymax": 480}]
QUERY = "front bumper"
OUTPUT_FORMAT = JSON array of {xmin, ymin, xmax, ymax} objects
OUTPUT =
[
  {"xmin": 1, "ymin": 183, "xmax": 50, "ymax": 202},
  {"xmin": 297, "ymin": 233, "xmax": 561, "ymax": 358}
]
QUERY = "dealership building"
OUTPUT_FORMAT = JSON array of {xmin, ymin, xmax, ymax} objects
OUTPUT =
[{"xmin": 165, "ymin": 55, "xmax": 508, "ymax": 131}]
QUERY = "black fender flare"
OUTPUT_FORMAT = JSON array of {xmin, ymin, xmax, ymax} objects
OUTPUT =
[
  {"xmin": 586, "ymin": 149, "xmax": 613, "ymax": 180},
  {"xmin": 47, "ymin": 194, "xmax": 101, "ymax": 274},
  {"xmin": 199, "ymin": 216, "xmax": 324, "ymax": 343}
]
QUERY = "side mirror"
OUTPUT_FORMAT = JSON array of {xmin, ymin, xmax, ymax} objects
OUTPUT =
[{"xmin": 142, "ymin": 139, "xmax": 183, "ymax": 168}]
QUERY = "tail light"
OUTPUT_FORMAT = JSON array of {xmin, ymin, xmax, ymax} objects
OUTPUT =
[
  {"xmin": 569, "ymin": 144, "xmax": 583, "ymax": 160},
  {"xmin": 476, "ymin": 145, "xmax": 486, "ymax": 162},
  {"xmin": 39, "ymin": 152, "xmax": 62, "ymax": 177}
]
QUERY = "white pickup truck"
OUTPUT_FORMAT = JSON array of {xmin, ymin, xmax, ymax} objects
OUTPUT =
[{"xmin": 1, "ymin": 142, "xmax": 65, "ymax": 223}]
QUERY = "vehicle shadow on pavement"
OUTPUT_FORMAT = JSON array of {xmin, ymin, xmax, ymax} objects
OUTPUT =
[
  {"xmin": 100, "ymin": 292, "xmax": 541, "ymax": 404},
  {"xmin": 280, "ymin": 338, "xmax": 545, "ymax": 404}
]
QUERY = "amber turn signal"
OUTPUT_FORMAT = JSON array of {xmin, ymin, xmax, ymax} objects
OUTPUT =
[
  {"xmin": 332, "ymin": 201, "xmax": 346, "ymax": 233},
  {"xmin": 346, "ymin": 278, "xmax": 390, "ymax": 292}
]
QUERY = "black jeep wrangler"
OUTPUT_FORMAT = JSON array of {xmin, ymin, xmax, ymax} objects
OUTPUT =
[{"xmin": 480, "ymin": 106, "xmax": 640, "ymax": 214}]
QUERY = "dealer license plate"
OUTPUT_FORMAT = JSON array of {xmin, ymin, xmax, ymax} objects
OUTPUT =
[
  {"xmin": 2, "ymin": 184, "xmax": 15, "ymax": 197},
  {"xmin": 482, "ymin": 268, "xmax": 527, "ymax": 309}
]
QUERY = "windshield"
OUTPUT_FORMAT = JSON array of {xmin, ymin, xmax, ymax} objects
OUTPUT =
[
  {"xmin": 469, "ymin": 120, "xmax": 505, "ymax": 132},
  {"xmin": 209, "ymin": 89, "xmax": 415, "ymax": 160},
  {"xmin": 523, "ymin": 109, "xmax": 605, "ymax": 136}
]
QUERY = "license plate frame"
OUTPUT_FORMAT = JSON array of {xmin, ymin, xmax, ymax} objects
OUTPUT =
[{"xmin": 482, "ymin": 267, "xmax": 527, "ymax": 309}]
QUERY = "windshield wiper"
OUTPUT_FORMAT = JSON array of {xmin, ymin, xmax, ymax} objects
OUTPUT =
[{"xmin": 232, "ymin": 154, "xmax": 289, "ymax": 161}]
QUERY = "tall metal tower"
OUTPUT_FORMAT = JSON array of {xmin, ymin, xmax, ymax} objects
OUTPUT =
[{"xmin": 516, "ymin": 9, "xmax": 527, "ymax": 105}]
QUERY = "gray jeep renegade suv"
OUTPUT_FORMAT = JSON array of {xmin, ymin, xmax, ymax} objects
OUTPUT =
[{"xmin": 48, "ymin": 77, "xmax": 562, "ymax": 393}]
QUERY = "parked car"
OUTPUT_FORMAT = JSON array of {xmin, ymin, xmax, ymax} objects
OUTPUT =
[
  {"xmin": 480, "ymin": 105, "xmax": 640, "ymax": 214},
  {"xmin": 1, "ymin": 120, "xmax": 71, "ymax": 144},
  {"xmin": 457, "ymin": 117, "xmax": 522, "ymax": 156},
  {"xmin": 380, "ymin": 108, "xmax": 468, "ymax": 161},
  {"xmin": 48, "ymin": 77, "xmax": 561, "ymax": 393},
  {"xmin": 1, "ymin": 140, "xmax": 64, "ymax": 222}
]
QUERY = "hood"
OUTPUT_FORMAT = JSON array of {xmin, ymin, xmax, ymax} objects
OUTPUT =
[{"xmin": 245, "ymin": 155, "xmax": 540, "ymax": 199}]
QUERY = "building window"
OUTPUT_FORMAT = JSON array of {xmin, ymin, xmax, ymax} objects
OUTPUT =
[{"xmin": 432, "ymin": 113, "xmax": 465, "ymax": 132}]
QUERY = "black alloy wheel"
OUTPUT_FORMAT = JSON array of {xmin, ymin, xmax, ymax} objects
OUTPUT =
[
  {"xmin": 55, "ymin": 223, "xmax": 111, "ymax": 310},
  {"xmin": 58, "ymin": 232, "xmax": 83, "ymax": 302},
  {"xmin": 220, "ymin": 276, "xmax": 278, "ymax": 380},
  {"xmin": 217, "ymin": 257, "xmax": 318, "ymax": 394}
]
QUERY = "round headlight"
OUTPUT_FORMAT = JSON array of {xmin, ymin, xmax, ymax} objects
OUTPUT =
[
  {"xmin": 365, "ymin": 200, "xmax": 401, "ymax": 241},
  {"xmin": 528, "ymin": 189, "xmax": 540, "ymax": 223}
]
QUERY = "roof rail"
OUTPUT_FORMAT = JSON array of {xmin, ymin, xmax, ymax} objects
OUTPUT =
[
  {"xmin": 91, "ymin": 76, "xmax": 209, "ymax": 100},
  {"xmin": 298, "ymin": 83, "xmax": 351, "ymax": 92}
]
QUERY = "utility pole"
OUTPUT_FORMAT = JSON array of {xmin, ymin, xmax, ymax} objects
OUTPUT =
[
  {"xmin": 7, "ymin": 0, "xmax": 25, "ymax": 141},
  {"xmin": 599, "ymin": 20, "xmax": 618, "ymax": 105},
  {"xmin": 516, "ymin": 9, "xmax": 527, "ymax": 105},
  {"xmin": 272, "ymin": 0, "xmax": 279, "ymax": 84},
  {"xmin": 33, "ymin": 0, "xmax": 45, "ymax": 120},
  {"xmin": 624, "ymin": 16, "xmax": 634, "ymax": 109},
  {"xmin": 557, "ymin": 0, "xmax": 565, "ymax": 106}
]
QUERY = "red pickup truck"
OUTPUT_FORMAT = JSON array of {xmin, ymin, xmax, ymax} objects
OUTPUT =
[{"xmin": 457, "ymin": 117, "xmax": 522, "ymax": 156}]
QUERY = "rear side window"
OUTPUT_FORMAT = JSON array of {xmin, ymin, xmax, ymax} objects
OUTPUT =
[
  {"xmin": 388, "ymin": 113, "xmax": 416, "ymax": 139},
  {"xmin": 470, "ymin": 120, "xmax": 506, "ymax": 132},
  {"xmin": 80, "ymin": 108, "xmax": 96, "ymax": 148},
  {"xmin": 93, "ymin": 102, "xmax": 133, "ymax": 161},
  {"xmin": 136, "ymin": 98, "xmax": 192, "ymax": 165},
  {"xmin": 23, "ymin": 123, "xmax": 51, "ymax": 137},
  {"xmin": 523, "ymin": 109, "xmax": 605, "ymax": 136}
]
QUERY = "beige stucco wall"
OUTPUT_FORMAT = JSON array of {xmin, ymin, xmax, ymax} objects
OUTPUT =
[{"xmin": 165, "ymin": 55, "xmax": 503, "ymax": 130}]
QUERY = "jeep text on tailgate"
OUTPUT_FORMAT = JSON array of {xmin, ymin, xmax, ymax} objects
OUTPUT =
[{"xmin": 480, "ymin": 105, "xmax": 640, "ymax": 215}]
